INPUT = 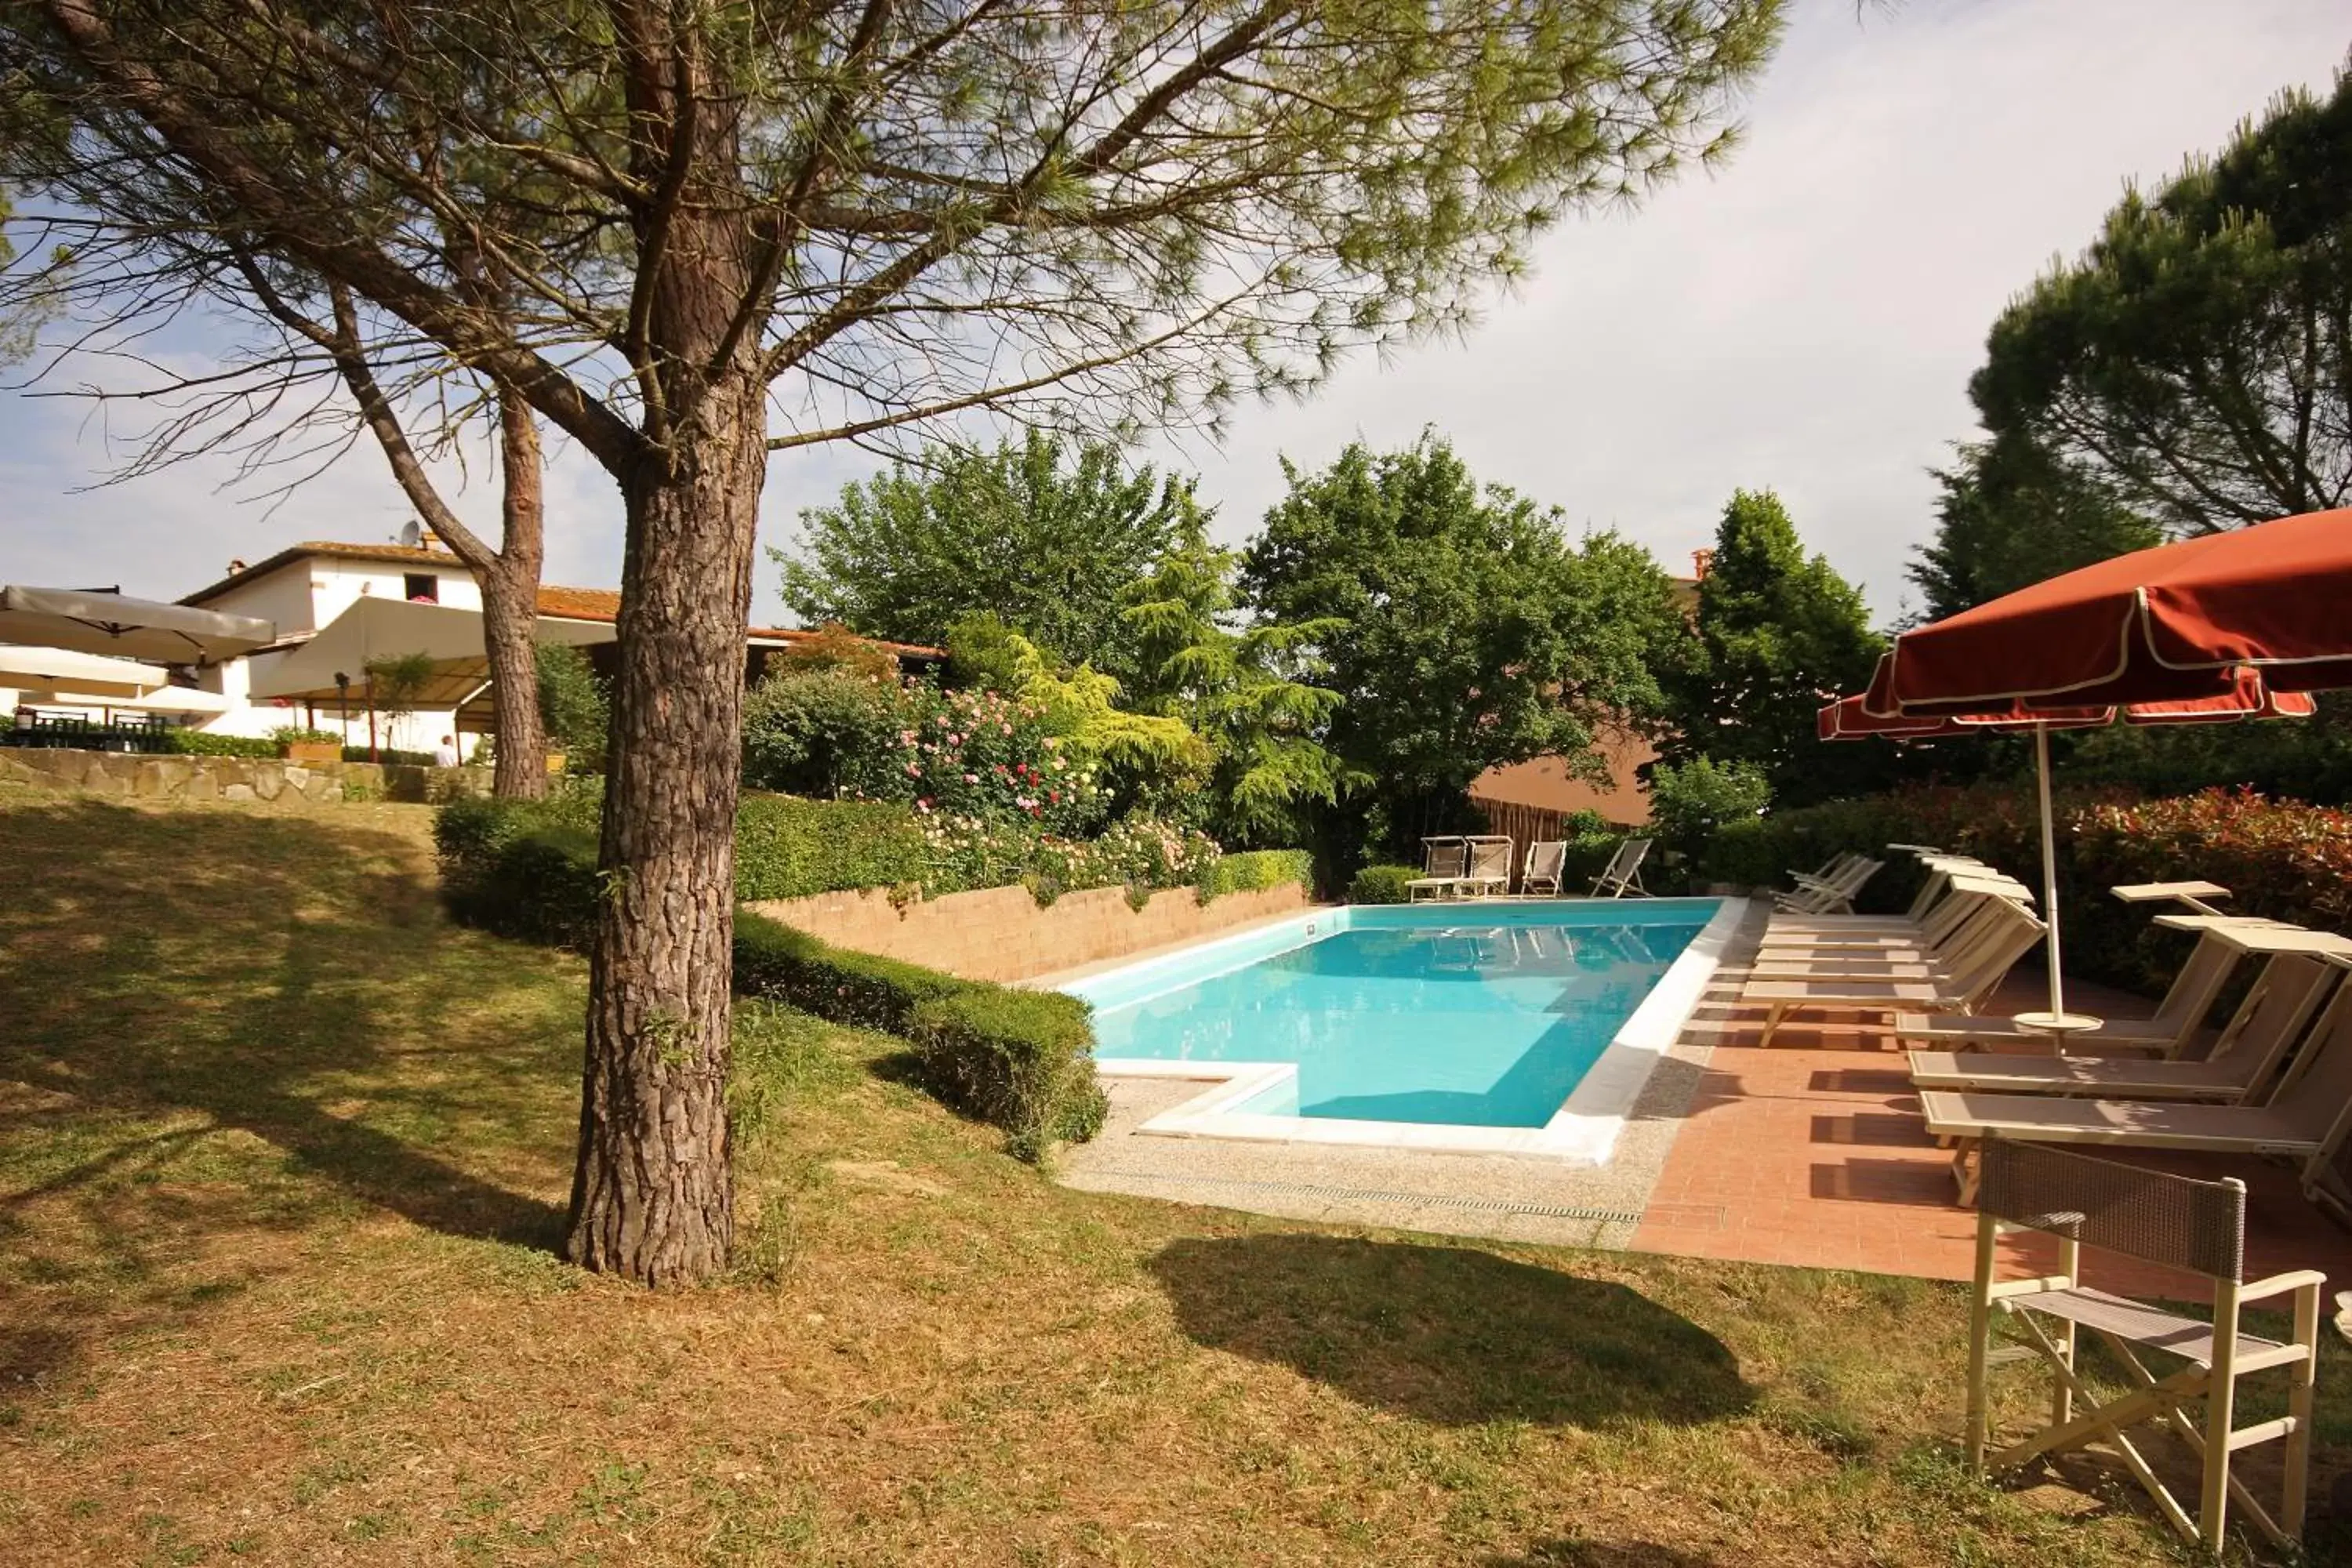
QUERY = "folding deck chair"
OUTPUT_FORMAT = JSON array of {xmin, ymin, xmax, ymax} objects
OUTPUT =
[
  {"xmin": 1521, "ymin": 840, "xmax": 1567, "ymax": 897},
  {"xmin": 1589, "ymin": 837, "xmax": 1651, "ymax": 898},
  {"xmin": 1965, "ymin": 1139, "xmax": 2321, "ymax": 1554},
  {"xmin": 1773, "ymin": 855, "xmax": 1882, "ymax": 915}
]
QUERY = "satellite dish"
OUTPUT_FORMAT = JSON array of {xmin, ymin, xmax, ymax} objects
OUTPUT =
[{"xmin": 398, "ymin": 520, "xmax": 423, "ymax": 549}]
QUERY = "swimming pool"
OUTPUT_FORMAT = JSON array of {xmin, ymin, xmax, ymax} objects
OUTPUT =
[{"xmin": 1063, "ymin": 898, "xmax": 1745, "ymax": 1162}]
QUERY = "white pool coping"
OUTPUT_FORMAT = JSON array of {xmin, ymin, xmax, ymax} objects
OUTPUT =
[{"xmin": 1077, "ymin": 896, "xmax": 1748, "ymax": 1165}]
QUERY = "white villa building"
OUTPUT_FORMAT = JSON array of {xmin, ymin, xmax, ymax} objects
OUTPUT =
[{"xmin": 5, "ymin": 535, "xmax": 938, "ymax": 755}]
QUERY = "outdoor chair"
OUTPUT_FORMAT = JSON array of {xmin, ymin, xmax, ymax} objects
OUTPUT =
[
  {"xmin": 1904, "ymin": 920, "xmax": 2343, "ymax": 1063},
  {"xmin": 1965, "ymin": 1138, "xmax": 2321, "ymax": 1555},
  {"xmin": 1772, "ymin": 855, "xmax": 1882, "ymax": 915},
  {"xmin": 1460, "ymin": 836, "xmax": 1515, "ymax": 898},
  {"xmin": 1920, "ymin": 956, "xmax": 2352, "ymax": 1214},
  {"xmin": 1522, "ymin": 840, "xmax": 1567, "ymax": 896},
  {"xmin": 1589, "ymin": 837, "xmax": 1651, "ymax": 898},
  {"xmin": 1907, "ymin": 946, "xmax": 2339, "ymax": 1102},
  {"xmin": 1406, "ymin": 837, "xmax": 1469, "ymax": 902},
  {"xmin": 1743, "ymin": 895, "xmax": 2046, "ymax": 1047}
]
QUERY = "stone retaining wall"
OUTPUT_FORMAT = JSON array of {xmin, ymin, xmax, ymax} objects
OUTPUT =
[
  {"xmin": 0, "ymin": 745, "xmax": 493, "ymax": 805},
  {"xmin": 747, "ymin": 877, "xmax": 1312, "ymax": 983}
]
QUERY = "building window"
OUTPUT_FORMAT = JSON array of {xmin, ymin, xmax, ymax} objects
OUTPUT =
[{"xmin": 404, "ymin": 573, "xmax": 439, "ymax": 604}]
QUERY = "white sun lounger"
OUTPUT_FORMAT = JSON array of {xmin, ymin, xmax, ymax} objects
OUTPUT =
[
  {"xmin": 1406, "ymin": 837, "xmax": 1469, "ymax": 902},
  {"xmin": 1762, "ymin": 876, "xmax": 2029, "ymax": 956},
  {"xmin": 1920, "ymin": 956, "xmax": 2352, "ymax": 1213},
  {"xmin": 1907, "ymin": 947, "xmax": 2341, "ymax": 1102},
  {"xmin": 1894, "ymin": 916, "xmax": 2324, "ymax": 1057},
  {"xmin": 1459, "ymin": 835, "xmax": 1514, "ymax": 898},
  {"xmin": 1744, "ymin": 898, "xmax": 2047, "ymax": 1047}
]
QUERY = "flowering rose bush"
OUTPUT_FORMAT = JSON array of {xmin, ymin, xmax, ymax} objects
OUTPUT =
[
  {"xmin": 892, "ymin": 682, "xmax": 1109, "ymax": 837},
  {"xmin": 744, "ymin": 669, "xmax": 1110, "ymax": 835},
  {"xmin": 913, "ymin": 811, "xmax": 1218, "ymax": 903}
]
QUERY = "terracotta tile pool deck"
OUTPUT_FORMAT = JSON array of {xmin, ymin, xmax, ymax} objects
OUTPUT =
[{"xmin": 1632, "ymin": 960, "xmax": 2352, "ymax": 1298}]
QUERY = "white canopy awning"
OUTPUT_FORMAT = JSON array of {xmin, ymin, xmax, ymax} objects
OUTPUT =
[
  {"xmin": 0, "ymin": 644, "xmax": 172, "ymax": 699},
  {"xmin": 249, "ymin": 597, "xmax": 615, "ymax": 713},
  {"xmin": 0, "ymin": 585, "xmax": 275, "ymax": 662}
]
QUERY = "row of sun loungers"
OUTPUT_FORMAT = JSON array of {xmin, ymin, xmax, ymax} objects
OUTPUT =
[{"xmin": 1734, "ymin": 841, "xmax": 2352, "ymax": 1225}]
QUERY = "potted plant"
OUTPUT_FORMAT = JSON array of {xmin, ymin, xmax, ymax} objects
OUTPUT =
[{"xmin": 270, "ymin": 725, "xmax": 342, "ymax": 765}]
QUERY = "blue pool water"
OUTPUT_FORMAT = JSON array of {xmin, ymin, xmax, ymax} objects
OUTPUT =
[{"xmin": 1084, "ymin": 902, "xmax": 1716, "ymax": 1128}]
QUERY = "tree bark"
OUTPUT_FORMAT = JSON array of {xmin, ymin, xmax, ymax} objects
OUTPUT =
[
  {"xmin": 564, "ymin": 370, "xmax": 764, "ymax": 1283},
  {"xmin": 483, "ymin": 391, "xmax": 549, "ymax": 800}
]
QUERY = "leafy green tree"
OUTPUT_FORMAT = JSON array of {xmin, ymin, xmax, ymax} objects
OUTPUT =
[
  {"xmin": 1667, "ymin": 488, "xmax": 1883, "ymax": 807},
  {"xmin": 1243, "ymin": 434, "xmax": 1687, "ymax": 859},
  {"xmin": 780, "ymin": 434, "xmax": 1208, "ymax": 673},
  {"xmin": 1971, "ymin": 72, "xmax": 2352, "ymax": 532},
  {"xmin": 5, "ymin": 0, "xmax": 1784, "ymax": 1283},
  {"xmin": 1121, "ymin": 534, "xmax": 1356, "ymax": 846},
  {"xmin": 535, "ymin": 644, "xmax": 611, "ymax": 771},
  {"xmin": 1647, "ymin": 756, "xmax": 1769, "ymax": 861},
  {"xmin": 1907, "ymin": 434, "xmax": 2162, "ymax": 620}
]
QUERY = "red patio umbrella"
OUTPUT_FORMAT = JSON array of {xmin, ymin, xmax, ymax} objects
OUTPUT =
[
  {"xmin": 1816, "ymin": 681, "xmax": 2314, "ymax": 1028},
  {"xmin": 1866, "ymin": 507, "xmax": 2352, "ymax": 713}
]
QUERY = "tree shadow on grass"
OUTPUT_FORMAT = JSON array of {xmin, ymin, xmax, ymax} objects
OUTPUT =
[
  {"xmin": 1146, "ymin": 1233, "xmax": 1752, "ymax": 1428},
  {"xmin": 0, "ymin": 798, "xmax": 575, "ymax": 1262}
]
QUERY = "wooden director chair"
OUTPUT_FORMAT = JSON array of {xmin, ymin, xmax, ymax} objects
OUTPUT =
[{"xmin": 1965, "ymin": 1138, "xmax": 2322, "ymax": 1555}]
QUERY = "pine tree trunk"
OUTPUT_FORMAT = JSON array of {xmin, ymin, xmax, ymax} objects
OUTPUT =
[
  {"xmin": 485, "ymin": 393, "xmax": 549, "ymax": 800},
  {"xmin": 563, "ymin": 372, "xmax": 766, "ymax": 1286}
]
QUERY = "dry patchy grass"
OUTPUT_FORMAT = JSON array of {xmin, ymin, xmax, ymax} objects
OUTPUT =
[{"xmin": 0, "ymin": 786, "xmax": 2345, "ymax": 1566}]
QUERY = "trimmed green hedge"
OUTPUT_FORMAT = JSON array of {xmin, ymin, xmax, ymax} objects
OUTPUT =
[
  {"xmin": 163, "ymin": 731, "xmax": 278, "ymax": 759},
  {"xmin": 734, "ymin": 911, "xmax": 1105, "ymax": 1160},
  {"xmin": 1199, "ymin": 848, "xmax": 1313, "ymax": 900},
  {"xmin": 735, "ymin": 793, "xmax": 929, "ymax": 902},
  {"xmin": 1349, "ymin": 863, "xmax": 1418, "ymax": 903},
  {"xmin": 907, "ymin": 989, "xmax": 1107, "ymax": 1160}
]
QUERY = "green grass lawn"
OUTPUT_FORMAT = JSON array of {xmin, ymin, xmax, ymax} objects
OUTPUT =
[{"xmin": 0, "ymin": 785, "xmax": 2343, "ymax": 1566}]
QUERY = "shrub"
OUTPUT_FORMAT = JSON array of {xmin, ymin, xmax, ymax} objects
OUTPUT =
[
  {"xmin": 731, "ymin": 909, "xmax": 966, "ymax": 1032},
  {"xmin": 734, "ymin": 912, "xmax": 1104, "ymax": 1160},
  {"xmin": 1649, "ymin": 757, "xmax": 1771, "ymax": 856},
  {"xmin": 347, "ymin": 746, "xmax": 437, "ymax": 768},
  {"xmin": 906, "ymin": 988, "xmax": 1107, "ymax": 1160},
  {"xmin": 269, "ymin": 725, "xmax": 339, "ymax": 746},
  {"xmin": 1199, "ymin": 848, "xmax": 1312, "ymax": 899},
  {"xmin": 163, "ymin": 731, "xmax": 278, "ymax": 758},
  {"xmin": 741, "ymin": 665, "xmax": 909, "ymax": 799},
  {"xmin": 1349, "ymin": 863, "xmax": 1418, "ymax": 903},
  {"xmin": 735, "ymin": 793, "xmax": 931, "ymax": 902},
  {"xmin": 439, "ymin": 819, "xmax": 602, "ymax": 949}
]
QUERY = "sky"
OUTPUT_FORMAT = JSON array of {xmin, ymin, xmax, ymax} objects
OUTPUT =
[{"xmin": 2, "ymin": 0, "xmax": 2346, "ymax": 626}]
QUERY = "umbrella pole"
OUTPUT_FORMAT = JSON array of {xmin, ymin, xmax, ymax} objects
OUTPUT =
[{"xmin": 2034, "ymin": 724, "xmax": 2064, "ymax": 1018}]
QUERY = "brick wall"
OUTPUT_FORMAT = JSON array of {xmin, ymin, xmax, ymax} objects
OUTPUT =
[{"xmin": 746, "ymin": 878, "xmax": 1312, "ymax": 983}]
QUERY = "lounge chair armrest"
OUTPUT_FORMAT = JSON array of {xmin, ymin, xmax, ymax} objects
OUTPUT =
[{"xmin": 2239, "ymin": 1269, "xmax": 2330, "ymax": 1305}]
